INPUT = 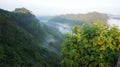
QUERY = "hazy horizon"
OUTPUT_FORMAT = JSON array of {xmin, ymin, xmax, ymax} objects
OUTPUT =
[{"xmin": 0, "ymin": 0, "xmax": 120, "ymax": 16}]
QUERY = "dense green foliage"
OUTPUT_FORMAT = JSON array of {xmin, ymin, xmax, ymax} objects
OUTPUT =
[
  {"xmin": 0, "ymin": 8, "xmax": 60, "ymax": 67},
  {"xmin": 61, "ymin": 21, "xmax": 120, "ymax": 67}
]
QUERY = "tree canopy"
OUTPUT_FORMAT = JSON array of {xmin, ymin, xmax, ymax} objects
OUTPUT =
[
  {"xmin": 0, "ymin": 8, "xmax": 60, "ymax": 67},
  {"xmin": 61, "ymin": 21, "xmax": 120, "ymax": 67}
]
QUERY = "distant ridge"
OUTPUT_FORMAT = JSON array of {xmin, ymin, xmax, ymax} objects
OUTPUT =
[{"xmin": 49, "ymin": 12, "xmax": 108, "ymax": 23}]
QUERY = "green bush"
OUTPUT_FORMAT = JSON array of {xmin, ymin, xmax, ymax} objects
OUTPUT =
[{"xmin": 61, "ymin": 21, "xmax": 120, "ymax": 67}]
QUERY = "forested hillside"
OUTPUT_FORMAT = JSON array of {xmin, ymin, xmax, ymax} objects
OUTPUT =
[
  {"xmin": 0, "ymin": 7, "xmax": 120, "ymax": 67},
  {"xmin": 49, "ymin": 12, "xmax": 108, "ymax": 24},
  {"xmin": 0, "ymin": 8, "xmax": 60, "ymax": 67}
]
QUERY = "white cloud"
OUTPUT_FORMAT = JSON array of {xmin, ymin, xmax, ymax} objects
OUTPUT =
[
  {"xmin": 0, "ymin": 0, "xmax": 120, "ymax": 15},
  {"xmin": 108, "ymin": 18, "xmax": 120, "ymax": 28}
]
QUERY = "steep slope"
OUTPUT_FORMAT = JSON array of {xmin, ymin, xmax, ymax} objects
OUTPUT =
[
  {"xmin": 13, "ymin": 8, "xmax": 47, "ymax": 43},
  {"xmin": 0, "ymin": 8, "xmax": 60, "ymax": 67}
]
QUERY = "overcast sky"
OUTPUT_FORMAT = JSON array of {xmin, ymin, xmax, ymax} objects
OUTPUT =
[{"xmin": 0, "ymin": 0, "xmax": 120, "ymax": 16}]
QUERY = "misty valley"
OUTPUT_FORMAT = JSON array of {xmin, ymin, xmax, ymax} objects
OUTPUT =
[{"xmin": 0, "ymin": 7, "xmax": 120, "ymax": 67}]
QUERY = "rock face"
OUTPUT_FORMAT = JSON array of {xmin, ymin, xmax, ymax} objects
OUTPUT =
[
  {"xmin": 14, "ymin": 7, "xmax": 31, "ymax": 14},
  {"xmin": 117, "ymin": 56, "xmax": 120, "ymax": 67}
]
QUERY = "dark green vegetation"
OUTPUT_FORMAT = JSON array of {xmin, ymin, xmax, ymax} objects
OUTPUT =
[
  {"xmin": 0, "ymin": 8, "xmax": 60, "ymax": 67},
  {"xmin": 0, "ymin": 7, "xmax": 119, "ymax": 67},
  {"xmin": 61, "ymin": 21, "xmax": 120, "ymax": 67},
  {"xmin": 41, "ymin": 22, "xmax": 64, "ymax": 53}
]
